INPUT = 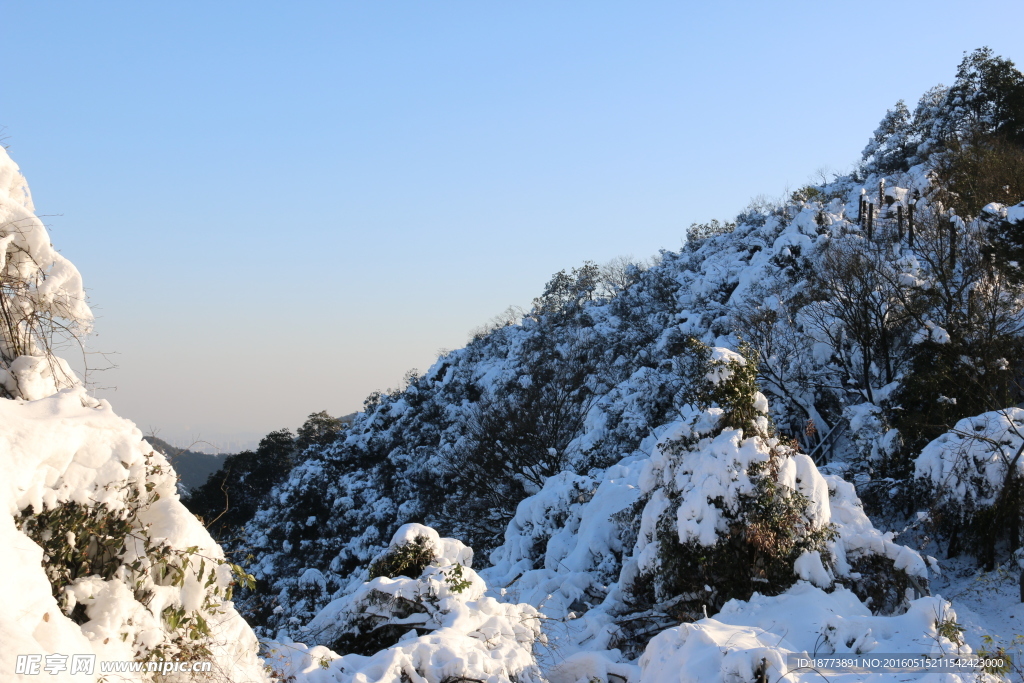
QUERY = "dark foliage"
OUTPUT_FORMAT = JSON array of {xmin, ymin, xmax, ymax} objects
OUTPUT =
[
  {"xmin": 182, "ymin": 429, "xmax": 297, "ymax": 540},
  {"xmin": 368, "ymin": 535, "xmax": 435, "ymax": 580}
]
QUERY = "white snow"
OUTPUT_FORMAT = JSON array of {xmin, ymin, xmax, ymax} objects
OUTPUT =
[
  {"xmin": 0, "ymin": 387, "xmax": 267, "ymax": 682},
  {"xmin": 915, "ymin": 407, "xmax": 1024, "ymax": 510},
  {"xmin": 639, "ymin": 584, "xmax": 979, "ymax": 683},
  {"xmin": 265, "ymin": 526, "xmax": 543, "ymax": 683},
  {"xmin": 1006, "ymin": 201, "xmax": 1024, "ymax": 225},
  {"xmin": 0, "ymin": 148, "xmax": 92, "ymax": 401}
]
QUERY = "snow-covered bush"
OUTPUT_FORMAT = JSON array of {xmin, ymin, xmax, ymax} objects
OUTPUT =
[
  {"xmin": 862, "ymin": 99, "xmax": 916, "ymax": 174},
  {"xmin": 628, "ymin": 342, "xmax": 928, "ymax": 621},
  {"xmin": 805, "ymin": 233, "xmax": 919, "ymax": 409},
  {"xmin": 915, "ymin": 408, "xmax": 1024, "ymax": 568},
  {"xmin": 0, "ymin": 147, "xmax": 92, "ymax": 400},
  {"xmin": 17, "ymin": 451, "xmax": 258, "ymax": 664},
  {"xmin": 264, "ymin": 524, "xmax": 543, "ymax": 683},
  {"xmin": 290, "ymin": 524, "xmax": 477, "ymax": 652},
  {"xmin": 368, "ymin": 530, "xmax": 444, "ymax": 582},
  {"xmin": 638, "ymin": 585, "xmax": 981, "ymax": 683},
  {"xmin": 1, "ymin": 388, "xmax": 267, "ymax": 681},
  {"xmin": 686, "ymin": 219, "xmax": 735, "ymax": 245},
  {"xmin": 627, "ymin": 341, "xmax": 837, "ymax": 618}
]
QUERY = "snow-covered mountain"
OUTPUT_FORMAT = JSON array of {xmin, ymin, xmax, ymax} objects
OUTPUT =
[
  {"xmin": 4, "ymin": 47, "xmax": 1024, "ymax": 683},
  {"xmin": 232, "ymin": 50, "xmax": 1024, "ymax": 683}
]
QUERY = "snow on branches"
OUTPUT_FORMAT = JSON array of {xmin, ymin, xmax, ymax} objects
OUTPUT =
[
  {"xmin": 263, "ymin": 524, "xmax": 544, "ymax": 683},
  {"xmin": 0, "ymin": 147, "xmax": 92, "ymax": 400}
]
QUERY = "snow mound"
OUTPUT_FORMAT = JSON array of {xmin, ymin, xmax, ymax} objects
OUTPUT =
[
  {"xmin": 915, "ymin": 407, "xmax": 1024, "ymax": 510},
  {"xmin": 266, "ymin": 526, "xmax": 543, "ymax": 683},
  {"xmin": 640, "ymin": 583, "xmax": 983, "ymax": 683},
  {"xmin": 0, "ymin": 387, "xmax": 267, "ymax": 682}
]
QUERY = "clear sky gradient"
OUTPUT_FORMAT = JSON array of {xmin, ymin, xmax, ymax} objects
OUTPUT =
[{"xmin": 3, "ymin": 1, "xmax": 1023, "ymax": 450}]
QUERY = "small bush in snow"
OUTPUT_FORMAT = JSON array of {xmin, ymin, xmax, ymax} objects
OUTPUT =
[
  {"xmin": 368, "ymin": 533, "xmax": 436, "ymax": 579},
  {"xmin": 266, "ymin": 525, "xmax": 544, "ymax": 683}
]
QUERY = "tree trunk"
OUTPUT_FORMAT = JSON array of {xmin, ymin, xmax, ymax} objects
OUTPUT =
[{"xmin": 947, "ymin": 529, "xmax": 960, "ymax": 559}]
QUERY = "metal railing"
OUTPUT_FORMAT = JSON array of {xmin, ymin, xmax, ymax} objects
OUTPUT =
[{"xmin": 806, "ymin": 417, "xmax": 848, "ymax": 466}]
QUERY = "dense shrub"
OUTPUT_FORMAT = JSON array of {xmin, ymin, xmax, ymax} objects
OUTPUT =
[{"xmin": 628, "ymin": 341, "xmax": 836, "ymax": 618}]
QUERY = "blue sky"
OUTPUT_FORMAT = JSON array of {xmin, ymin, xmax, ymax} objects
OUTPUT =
[{"xmin": 3, "ymin": 1, "xmax": 1023, "ymax": 449}]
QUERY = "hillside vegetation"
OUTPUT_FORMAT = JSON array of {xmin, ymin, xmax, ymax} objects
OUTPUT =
[
  {"xmin": 2, "ymin": 47, "xmax": 1023, "ymax": 683},
  {"xmin": 223, "ymin": 48, "xmax": 1024, "ymax": 682}
]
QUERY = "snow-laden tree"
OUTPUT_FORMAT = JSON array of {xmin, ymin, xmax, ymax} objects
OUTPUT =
[
  {"xmin": 626, "ymin": 341, "xmax": 926, "ymax": 622},
  {"xmin": 930, "ymin": 47, "xmax": 1024, "ymax": 149},
  {"xmin": 916, "ymin": 408, "xmax": 1024, "ymax": 568},
  {"xmin": 0, "ymin": 147, "xmax": 92, "ymax": 400},
  {"xmin": 861, "ymin": 100, "xmax": 915, "ymax": 174},
  {"xmin": 863, "ymin": 49, "xmax": 1024, "ymax": 207},
  {"xmin": 627, "ymin": 342, "xmax": 836, "ymax": 615}
]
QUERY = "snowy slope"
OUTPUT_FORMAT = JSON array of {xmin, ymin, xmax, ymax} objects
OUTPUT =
[
  {"xmin": 240, "ymin": 162, "xmax": 936, "ymax": 626},
  {"xmin": 267, "ymin": 349, "xmax": 1000, "ymax": 683},
  {"xmin": 238, "ymin": 157, "xmax": 1023, "ymax": 681}
]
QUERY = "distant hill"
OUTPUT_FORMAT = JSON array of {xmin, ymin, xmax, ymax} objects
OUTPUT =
[{"xmin": 145, "ymin": 436, "xmax": 232, "ymax": 491}]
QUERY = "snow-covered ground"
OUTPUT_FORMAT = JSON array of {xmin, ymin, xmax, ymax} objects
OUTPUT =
[{"xmin": 937, "ymin": 556, "xmax": 1024, "ymax": 669}]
